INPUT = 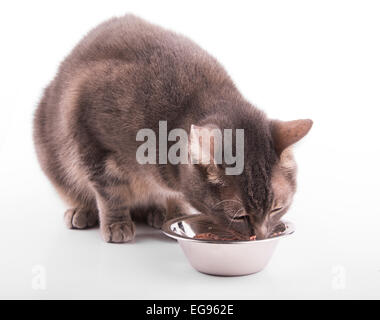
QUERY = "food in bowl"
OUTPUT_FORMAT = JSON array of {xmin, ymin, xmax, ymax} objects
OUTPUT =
[
  {"xmin": 162, "ymin": 214, "xmax": 295, "ymax": 276},
  {"xmin": 194, "ymin": 233, "xmax": 257, "ymax": 241},
  {"xmin": 192, "ymin": 220, "xmax": 288, "ymax": 241}
]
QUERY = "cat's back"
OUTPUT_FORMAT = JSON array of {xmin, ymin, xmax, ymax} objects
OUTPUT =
[
  {"xmin": 64, "ymin": 15, "xmax": 214, "ymax": 71},
  {"xmin": 70, "ymin": 14, "xmax": 177, "ymax": 63},
  {"xmin": 58, "ymin": 14, "xmax": 231, "ymax": 97}
]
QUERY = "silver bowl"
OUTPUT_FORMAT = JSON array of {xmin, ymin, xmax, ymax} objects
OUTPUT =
[{"xmin": 162, "ymin": 214, "xmax": 295, "ymax": 276}]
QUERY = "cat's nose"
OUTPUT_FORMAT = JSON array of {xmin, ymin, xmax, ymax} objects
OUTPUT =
[{"xmin": 253, "ymin": 224, "xmax": 268, "ymax": 240}]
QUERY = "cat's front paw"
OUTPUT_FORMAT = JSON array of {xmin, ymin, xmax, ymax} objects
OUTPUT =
[
  {"xmin": 101, "ymin": 221, "xmax": 135, "ymax": 243},
  {"xmin": 64, "ymin": 208, "xmax": 98, "ymax": 229}
]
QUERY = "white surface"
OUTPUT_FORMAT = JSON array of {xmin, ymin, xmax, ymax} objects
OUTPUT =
[{"xmin": 1, "ymin": 0, "xmax": 380, "ymax": 299}]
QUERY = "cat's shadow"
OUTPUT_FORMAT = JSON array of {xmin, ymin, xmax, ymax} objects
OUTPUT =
[
  {"xmin": 78, "ymin": 223, "xmax": 175, "ymax": 243},
  {"xmin": 134, "ymin": 223, "xmax": 175, "ymax": 243}
]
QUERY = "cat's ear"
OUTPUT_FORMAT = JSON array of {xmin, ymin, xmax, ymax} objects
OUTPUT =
[
  {"xmin": 271, "ymin": 119, "xmax": 313, "ymax": 155},
  {"xmin": 189, "ymin": 124, "xmax": 222, "ymax": 165}
]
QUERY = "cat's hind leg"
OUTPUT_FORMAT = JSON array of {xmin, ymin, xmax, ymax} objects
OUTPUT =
[
  {"xmin": 131, "ymin": 205, "xmax": 167, "ymax": 229},
  {"xmin": 146, "ymin": 206, "xmax": 166, "ymax": 229}
]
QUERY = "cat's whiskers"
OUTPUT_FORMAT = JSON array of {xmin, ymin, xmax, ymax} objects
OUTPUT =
[
  {"xmin": 212, "ymin": 199, "xmax": 242, "ymax": 210},
  {"xmin": 226, "ymin": 207, "xmax": 245, "ymax": 231},
  {"xmin": 233, "ymin": 195, "xmax": 243, "ymax": 203}
]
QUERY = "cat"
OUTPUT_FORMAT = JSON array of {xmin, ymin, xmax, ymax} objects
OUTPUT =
[{"xmin": 33, "ymin": 14, "xmax": 312, "ymax": 243}]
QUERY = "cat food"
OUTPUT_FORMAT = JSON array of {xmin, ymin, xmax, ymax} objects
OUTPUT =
[
  {"xmin": 193, "ymin": 231, "xmax": 286, "ymax": 241},
  {"xmin": 194, "ymin": 233, "xmax": 257, "ymax": 241}
]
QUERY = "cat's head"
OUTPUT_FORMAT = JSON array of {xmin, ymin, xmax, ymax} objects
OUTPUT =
[{"xmin": 183, "ymin": 114, "xmax": 312, "ymax": 240}]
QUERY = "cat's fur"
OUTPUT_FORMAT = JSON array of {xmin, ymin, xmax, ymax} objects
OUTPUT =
[{"xmin": 33, "ymin": 15, "xmax": 312, "ymax": 242}]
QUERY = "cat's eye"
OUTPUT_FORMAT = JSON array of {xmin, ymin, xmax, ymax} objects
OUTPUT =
[
  {"xmin": 270, "ymin": 207, "xmax": 283, "ymax": 215},
  {"xmin": 231, "ymin": 214, "xmax": 248, "ymax": 222}
]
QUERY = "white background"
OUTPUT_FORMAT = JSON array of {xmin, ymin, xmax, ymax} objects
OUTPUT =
[{"xmin": 1, "ymin": 0, "xmax": 379, "ymax": 299}]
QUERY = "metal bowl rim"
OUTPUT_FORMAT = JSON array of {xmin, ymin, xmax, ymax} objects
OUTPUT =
[{"xmin": 162, "ymin": 214, "xmax": 295, "ymax": 244}]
